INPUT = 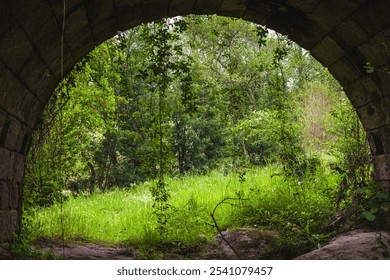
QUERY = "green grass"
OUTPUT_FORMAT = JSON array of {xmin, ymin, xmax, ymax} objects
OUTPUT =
[{"xmin": 27, "ymin": 165, "xmax": 341, "ymax": 252}]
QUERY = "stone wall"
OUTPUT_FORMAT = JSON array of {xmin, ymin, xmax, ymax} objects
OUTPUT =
[{"xmin": 1, "ymin": 0, "xmax": 390, "ymax": 242}]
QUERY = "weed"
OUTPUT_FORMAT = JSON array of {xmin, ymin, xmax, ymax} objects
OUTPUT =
[{"xmin": 27, "ymin": 165, "xmax": 339, "ymax": 258}]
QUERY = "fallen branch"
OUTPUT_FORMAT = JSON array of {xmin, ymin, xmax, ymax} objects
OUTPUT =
[{"xmin": 210, "ymin": 197, "xmax": 248, "ymax": 259}]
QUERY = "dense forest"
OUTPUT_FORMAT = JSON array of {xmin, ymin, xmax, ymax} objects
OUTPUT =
[{"xmin": 19, "ymin": 16, "xmax": 385, "ymax": 259}]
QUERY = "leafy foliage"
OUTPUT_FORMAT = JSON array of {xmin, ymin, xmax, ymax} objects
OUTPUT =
[{"xmin": 28, "ymin": 166, "xmax": 339, "ymax": 258}]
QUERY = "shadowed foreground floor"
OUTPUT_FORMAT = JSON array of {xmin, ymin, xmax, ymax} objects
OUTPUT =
[{"xmin": 3, "ymin": 229, "xmax": 388, "ymax": 260}]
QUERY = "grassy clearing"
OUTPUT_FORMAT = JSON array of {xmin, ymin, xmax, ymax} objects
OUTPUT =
[{"xmin": 27, "ymin": 165, "xmax": 341, "ymax": 254}]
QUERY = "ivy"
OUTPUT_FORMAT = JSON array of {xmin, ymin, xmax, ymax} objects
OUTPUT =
[{"xmin": 139, "ymin": 17, "xmax": 193, "ymax": 235}]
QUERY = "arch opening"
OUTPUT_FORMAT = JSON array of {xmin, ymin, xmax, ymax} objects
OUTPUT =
[
  {"xmin": 13, "ymin": 15, "xmax": 379, "ymax": 260},
  {"xmin": 1, "ymin": 0, "xmax": 390, "ymax": 246}
]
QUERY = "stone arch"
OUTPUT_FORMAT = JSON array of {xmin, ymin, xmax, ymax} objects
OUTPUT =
[{"xmin": 1, "ymin": 0, "xmax": 389, "ymax": 241}]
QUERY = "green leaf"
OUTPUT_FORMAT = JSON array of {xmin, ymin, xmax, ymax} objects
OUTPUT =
[
  {"xmin": 376, "ymin": 192, "xmax": 389, "ymax": 200},
  {"xmin": 381, "ymin": 203, "xmax": 390, "ymax": 212},
  {"xmin": 362, "ymin": 211, "xmax": 376, "ymax": 222},
  {"xmin": 356, "ymin": 187, "xmax": 368, "ymax": 194},
  {"xmin": 369, "ymin": 207, "xmax": 378, "ymax": 214},
  {"xmin": 382, "ymin": 251, "xmax": 390, "ymax": 259},
  {"xmin": 363, "ymin": 62, "xmax": 375, "ymax": 73}
]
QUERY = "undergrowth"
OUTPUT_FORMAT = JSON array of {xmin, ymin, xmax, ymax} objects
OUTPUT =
[{"xmin": 24, "ymin": 165, "xmax": 341, "ymax": 258}]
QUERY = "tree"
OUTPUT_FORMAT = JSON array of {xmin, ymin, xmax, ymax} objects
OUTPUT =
[{"xmin": 25, "ymin": 15, "xmax": 348, "ymax": 202}]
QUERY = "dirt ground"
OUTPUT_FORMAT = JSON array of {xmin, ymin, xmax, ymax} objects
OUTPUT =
[
  {"xmin": 32, "ymin": 228, "xmax": 278, "ymax": 260},
  {"xmin": 32, "ymin": 238, "xmax": 136, "ymax": 260},
  {"xmin": 20, "ymin": 229, "xmax": 390, "ymax": 260}
]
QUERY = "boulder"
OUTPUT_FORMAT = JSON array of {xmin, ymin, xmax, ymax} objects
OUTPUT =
[
  {"xmin": 295, "ymin": 230, "xmax": 390, "ymax": 260},
  {"xmin": 204, "ymin": 228, "xmax": 279, "ymax": 259},
  {"xmin": 0, "ymin": 246, "xmax": 11, "ymax": 259}
]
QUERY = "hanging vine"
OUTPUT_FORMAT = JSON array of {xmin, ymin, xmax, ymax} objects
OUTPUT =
[
  {"xmin": 140, "ymin": 17, "xmax": 191, "ymax": 236},
  {"xmin": 59, "ymin": 0, "xmax": 67, "ymax": 257}
]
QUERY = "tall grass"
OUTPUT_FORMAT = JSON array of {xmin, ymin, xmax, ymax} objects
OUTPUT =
[{"xmin": 28, "ymin": 165, "xmax": 341, "ymax": 248}]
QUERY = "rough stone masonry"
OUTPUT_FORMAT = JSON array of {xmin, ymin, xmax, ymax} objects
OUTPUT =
[{"xmin": 0, "ymin": 0, "xmax": 389, "ymax": 242}]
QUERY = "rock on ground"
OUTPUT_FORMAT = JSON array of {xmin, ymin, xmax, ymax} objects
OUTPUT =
[
  {"xmin": 295, "ymin": 230, "xmax": 390, "ymax": 260},
  {"xmin": 0, "ymin": 246, "xmax": 11, "ymax": 259},
  {"xmin": 203, "ymin": 228, "xmax": 279, "ymax": 260},
  {"xmin": 35, "ymin": 239, "xmax": 135, "ymax": 260}
]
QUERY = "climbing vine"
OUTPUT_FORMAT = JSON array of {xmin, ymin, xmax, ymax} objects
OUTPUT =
[{"xmin": 140, "ymin": 17, "xmax": 192, "ymax": 235}]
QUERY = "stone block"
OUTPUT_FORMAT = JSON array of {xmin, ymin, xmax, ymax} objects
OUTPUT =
[
  {"xmin": 10, "ymin": 121, "xmax": 31, "ymax": 156},
  {"xmin": 367, "ymin": 125, "xmax": 390, "ymax": 156},
  {"xmin": 142, "ymin": 0, "xmax": 170, "ymax": 22},
  {"xmin": 0, "ymin": 209, "xmax": 18, "ymax": 241},
  {"xmin": 380, "ymin": 127, "xmax": 390, "ymax": 154},
  {"xmin": 66, "ymin": 26, "xmax": 94, "ymax": 60},
  {"xmin": 351, "ymin": 0, "xmax": 390, "ymax": 36},
  {"xmin": 344, "ymin": 76, "xmax": 381, "ymax": 108},
  {"xmin": 358, "ymin": 29, "xmax": 390, "ymax": 69},
  {"xmin": 53, "ymin": 52, "xmax": 76, "ymax": 82},
  {"xmin": 220, "ymin": 0, "xmax": 247, "ymax": 17},
  {"xmin": 64, "ymin": 7, "xmax": 91, "ymax": 44},
  {"xmin": 357, "ymin": 96, "xmax": 390, "ymax": 131},
  {"xmin": 372, "ymin": 154, "xmax": 390, "ymax": 181},
  {"xmin": 19, "ymin": 130, "xmax": 32, "ymax": 156},
  {"xmin": 47, "ymin": 0, "xmax": 81, "ymax": 21},
  {"xmin": 90, "ymin": 18, "xmax": 118, "ymax": 46},
  {"xmin": 11, "ymin": 152, "xmax": 25, "ymax": 184},
  {"xmin": 9, "ymin": 118, "xmax": 31, "ymax": 154},
  {"xmin": 116, "ymin": 1, "xmax": 143, "ymax": 31},
  {"xmin": 242, "ymin": 1, "xmax": 272, "ymax": 25},
  {"xmin": 10, "ymin": 210, "xmax": 19, "ymax": 233},
  {"xmin": 0, "ymin": 115, "xmax": 9, "ymax": 147},
  {"xmin": 19, "ymin": 54, "xmax": 55, "ymax": 102},
  {"xmin": 194, "ymin": 0, "xmax": 223, "ymax": 14},
  {"xmin": 287, "ymin": 19, "xmax": 326, "ymax": 50},
  {"xmin": 310, "ymin": 0, "xmax": 360, "ymax": 30},
  {"xmin": 1, "ymin": 116, "xmax": 22, "ymax": 151},
  {"xmin": 5, "ymin": 0, "xmax": 53, "ymax": 35},
  {"xmin": 0, "ymin": 27, "xmax": 34, "ymax": 74},
  {"xmin": 0, "ymin": 148, "xmax": 24, "ymax": 183},
  {"xmin": 0, "ymin": 1, "xmax": 16, "ymax": 38},
  {"xmin": 310, "ymin": 35, "xmax": 345, "ymax": 67},
  {"xmin": 114, "ymin": 0, "xmax": 142, "ymax": 8},
  {"xmin": 378, "ymin": 180, "xmax": 390, "ymax": 195},
  {"xmin": 9, "ymin": 184, "xmax": 20, "ymax": 211},
  {"xmin": 334, "ymin": 18, "xmax": 368, "ymax": 47},
  {"xmin": 375, "ymin": 70, "xmax": 390, "ymax": 97},
  {"xmin": 287, "ymin": 0, "xmax": 320, "ymax": 14},
  {"xmin": 0, "ymin": 245, "xmax": 11, "ymax": 258},
  {"xmin": 70, "ymin": 41, "xmax": 95, "ymax": 65},
  {"xmin": 0, "ymin": 63, "xmax": 32, "ymax": 122},
  {"xmin": 0, "ymin": 112, "xmax": 6, "ymax": 137},
  {"xmin": 328, "ymin": 57, "xmax": 363, "ymax": 86},
  {"xmin": 0, "ymin": 210, "xmax": 12, "ymax": 241},
  {"xmin": 36, "ymin": 75, "xmax": 59, "ymax": 106},
  {"xmin": 84, "ymin": 0, "xmax": 117, "ymax": 27},
  {"xmin": 0, "ymin": 182, "xmax": 10, "ymax": 210},
  {"xmin": 30, "ymin": 17, "xmax": 63, "ymax": 75},
  {"xmin": 18, "ymin": 93, "xmax": 44, "ymax": 130},
  {"xmin": 169, "ymin": 0, "xmax": 196, "ymax": 17},
  {"xmin": 0, "ymin": 147, "xmax": 11, "ymax": 180}
]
